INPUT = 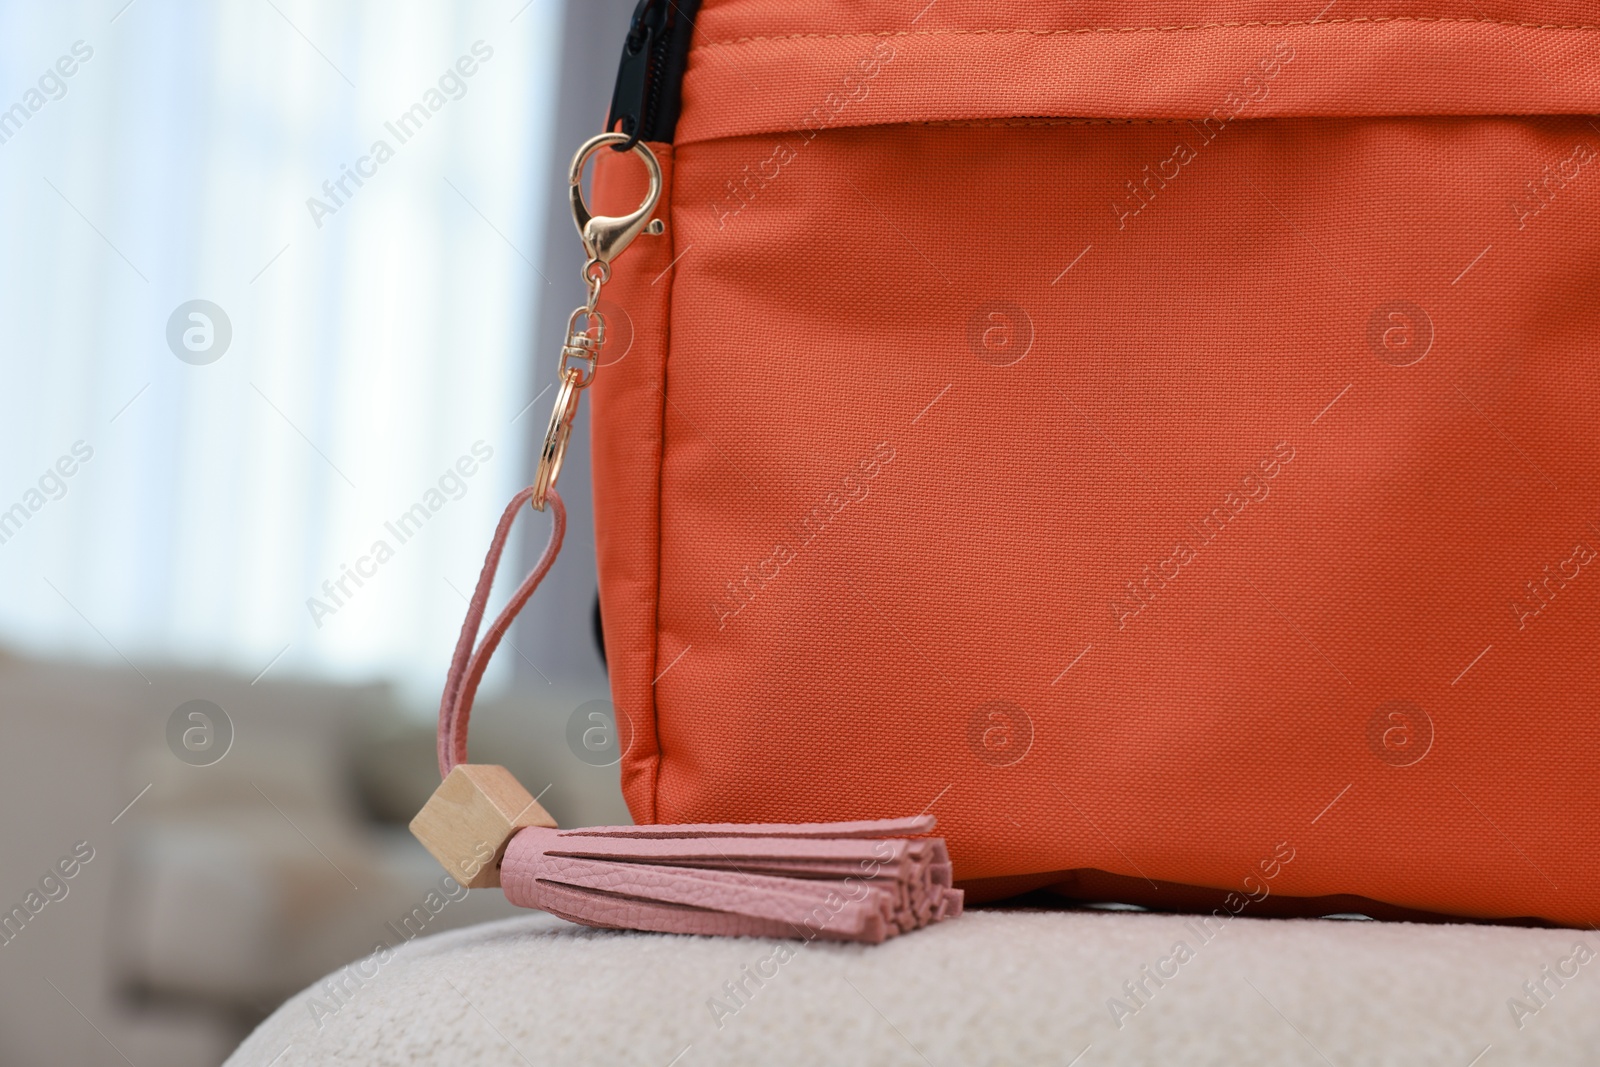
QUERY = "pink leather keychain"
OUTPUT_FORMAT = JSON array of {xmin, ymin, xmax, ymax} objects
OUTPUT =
[{"xmin": 408, "ymin": 134, "xmax": 962, "ymax": 944}]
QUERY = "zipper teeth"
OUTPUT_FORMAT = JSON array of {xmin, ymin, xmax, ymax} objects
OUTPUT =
[{"xmin": 640, "ymin": 13, "xmax": 672, "ymax": 138}]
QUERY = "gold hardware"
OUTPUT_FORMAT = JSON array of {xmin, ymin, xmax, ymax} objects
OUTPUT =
[
  {"xmin": 531, "ymin": 135, "xmax": 664, "ymax": 511},
  {"xmin": 569, "ymin": 133, "xmax": 664, "ymax": 283},
  {"xmin": 532, "ymin": 375, "xmax": 582, "ymax": 512}
]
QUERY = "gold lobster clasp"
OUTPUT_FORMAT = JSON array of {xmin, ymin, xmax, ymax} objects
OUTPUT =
[{"xmin": 569, "ymin": 133, "xmax": 663, "ymax": 288}]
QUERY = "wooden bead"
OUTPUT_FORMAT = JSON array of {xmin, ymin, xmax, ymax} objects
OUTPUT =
[{"xmin": 409, "ymin": 764, "xmax": 556, "ymax": 888}]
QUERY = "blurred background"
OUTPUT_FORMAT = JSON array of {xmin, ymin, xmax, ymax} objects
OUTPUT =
[{"xmin": 0, "ymin": 0, "xmax": 638, "ymax": 1062}]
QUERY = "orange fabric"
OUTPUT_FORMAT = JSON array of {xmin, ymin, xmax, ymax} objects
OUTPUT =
[
  {"xmin": 692, "ymin": 0, "xmax": 1600, "ymax": 38},
  {"xmin": 590, "ymin": 145, "xmax": 676, "ymax": 825},
  {"xmin": 678, "ymin": 14, "xmax": 1600, "ymax": 142},
  {"xmin": 590, "ymin": 3, "xmax": 1600, "ymax": 925}
]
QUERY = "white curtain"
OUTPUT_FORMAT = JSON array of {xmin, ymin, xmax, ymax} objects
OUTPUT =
[{"xmin": 0, "ymin": 0, "xmax": 562, "ymax": 705}]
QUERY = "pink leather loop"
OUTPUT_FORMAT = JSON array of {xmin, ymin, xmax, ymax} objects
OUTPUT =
[{"xmin": 437, "ymin": 488, "xmax": 567, "ymax": 778}]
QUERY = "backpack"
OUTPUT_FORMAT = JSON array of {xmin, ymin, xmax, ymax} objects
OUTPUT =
[{"xmin": 425, "ymin": 0, "xmax": 1600, "ymax": 931}]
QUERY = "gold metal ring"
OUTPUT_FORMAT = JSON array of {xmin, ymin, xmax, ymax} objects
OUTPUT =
[{"xmin": 532, "ymin": 373, "xmax": 583, "ymax": 511}]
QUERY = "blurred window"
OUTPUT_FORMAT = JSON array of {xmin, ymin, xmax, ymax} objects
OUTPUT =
[{"xmin": 0, "ymin": 0, "xmax": 562, "ymax": 702}]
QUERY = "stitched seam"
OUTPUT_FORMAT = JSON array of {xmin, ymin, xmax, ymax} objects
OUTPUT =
[
  {"xmin": 921, "ymin": 117, "xmax": 1191, "ymax": 127},
  {"xmin": 699, "ymin": 17, "xmax": 1600, "ymax": 48},
  {"xmin": 647, "ymin": 144, "xmax": 675, "ymax": 825}
]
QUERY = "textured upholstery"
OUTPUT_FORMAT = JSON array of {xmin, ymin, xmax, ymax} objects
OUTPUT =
[{"xmin": 226, "ymin": 909, "xmax": 1600, "ymax": 1065}]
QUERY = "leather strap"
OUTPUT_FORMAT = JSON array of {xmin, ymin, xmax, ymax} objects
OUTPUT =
[{"xmin": 437, "ymin": 488, "xmax": 567, "ymax": 778}]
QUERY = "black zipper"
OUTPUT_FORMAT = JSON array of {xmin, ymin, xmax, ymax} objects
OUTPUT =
[{"xmin": 606, "ymin": 0, "xmax": 700, "ymax": 150}]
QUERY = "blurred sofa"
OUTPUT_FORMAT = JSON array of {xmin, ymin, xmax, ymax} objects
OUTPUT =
[{"xmin": 0, "ymin": 649, "xmax": 624, "ymax": 1067}]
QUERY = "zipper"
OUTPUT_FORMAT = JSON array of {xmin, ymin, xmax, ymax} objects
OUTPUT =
[{"xmin": 606, "ymin": 0, "xmax": 700, "ymax": 151}]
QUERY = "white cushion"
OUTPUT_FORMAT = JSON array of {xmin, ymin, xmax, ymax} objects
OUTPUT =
[{"xmin": 225, "ymin": 909, "xmax": 1600, "ymax": 1065}]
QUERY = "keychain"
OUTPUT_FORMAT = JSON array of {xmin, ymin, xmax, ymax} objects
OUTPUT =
[
  {"xmin": 532, "ymin": 133, "xmax": 664, "ymax": 512},
  {"xmin": 409, "ymin": 133, "xmax": 962, "ymax": 943}
]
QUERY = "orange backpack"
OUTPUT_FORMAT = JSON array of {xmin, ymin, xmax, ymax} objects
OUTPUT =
[{"xmin": 584, "ymin": 0, "xmax": 1600, "ymax": 925}]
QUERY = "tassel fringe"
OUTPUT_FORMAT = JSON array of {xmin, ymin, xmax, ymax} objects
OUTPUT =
[{"xmin": 501, "ymin": 816, "xmax": 963, "ymax": 943}]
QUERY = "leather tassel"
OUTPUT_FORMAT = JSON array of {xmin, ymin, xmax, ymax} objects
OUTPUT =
[
  {"xmin": 413, "ymin": 488, "xmax": 963, "ymax": 941},
  {"xmin": 500, "ymin": 818, "xmax": 963, "ymax": 943}
]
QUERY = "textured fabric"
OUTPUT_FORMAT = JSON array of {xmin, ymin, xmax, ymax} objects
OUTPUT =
[
  {"xmin": 691, "ymin": 0, "xmax": 1600, "ymax": 38},
  {"xmin": 678, "ymin": 8, "xmax": 1600, "ymax": 143},
  {"xmin": 224, "ymin": 909, "xmax": 1600, "ymax": 1066},
  {"xmin": 589, "ymin": 3, "xmax": 1600, "ymax": 925}
]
